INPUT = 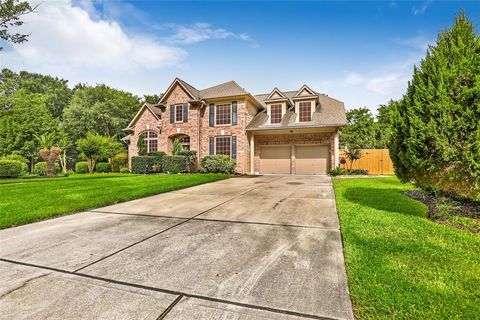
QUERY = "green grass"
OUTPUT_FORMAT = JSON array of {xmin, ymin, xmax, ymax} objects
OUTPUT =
[
  {"xmin": 0, "ymin": 173, "xmax": 228, "ymax": 229},
  {"xmin": 333, "ymin": 177, "xmax": 480, "ymax": 320}
]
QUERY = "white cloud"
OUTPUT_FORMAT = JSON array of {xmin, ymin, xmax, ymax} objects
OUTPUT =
[
  {"xmin": 1, "ymin": 0, "xmax": 186, "ymax": 72},
  {"xmin": 395, "ymin": 35, "xmax": 433, "ymax": 51},
  {"xmin": 165, "ymin": 22, "xmax": 257, "ymax": 46},
  {"xmin": 412, "ymin": 0, "xmax": 432, "ymax": 16}
]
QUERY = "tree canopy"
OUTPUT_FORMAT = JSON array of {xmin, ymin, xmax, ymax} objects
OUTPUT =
[
  {"xmin": 62, "ymin": 84, "xmax": 141, "ymax": 141},
  {"xmin": 0, "ymin": 0, "xmax": 35, "ymax": 50},
  {"xmin": 390, "ymin": 12, "xmax": 480, "ymax": 200}
]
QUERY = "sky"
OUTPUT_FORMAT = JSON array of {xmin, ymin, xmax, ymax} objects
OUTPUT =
[{"xmin": 1, "ymin": 0, "xmax": 479, "ymax": 114}]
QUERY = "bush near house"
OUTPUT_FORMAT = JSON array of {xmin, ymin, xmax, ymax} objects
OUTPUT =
[
  {"xmin": 200, "ymin": 155, "xmax": 236, "ymax": 174},
  {"xmin": 95, "ymin": 162, "xmax": 111, "ymax": 173},
  {"xmin": 75, "ymin": 161, "xmax": 89, "ymax": 174},
  {"xmin": 148, "ymin": 151, "xmax": 167, "ymax": 172},
  {"xmin": 34, "ymin": 162, "xmax": 61, "ymax": 176},
  {"xmin": 120, "ymin": 167, "xmax": 129, "ymax": 174},
  {"xmin": 178, "ymin": 150, "xmax": 198, "ymax": 172},
  {"xmin": 131, "ymin": 156, "xmax": 154, "ymax": 174},
  {"xmin": 111, "ymin": 153, "xmax": 128, "ymax": 172},
  {"xmin": 0, "ymin": 160, "xmax": 25, "ymax": 178},
  {"xmin": 162, "ymin": 155, "xmax": 188, "ymax": 174}
]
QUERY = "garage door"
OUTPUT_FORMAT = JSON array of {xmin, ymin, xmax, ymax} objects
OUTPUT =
[
  {"xmin": 260, "ymin": 146, "xmax": 291, "ymax": 174},
  {"xmin": 296, "ymin": 145, "xmax": 329, "ymax": 175}
]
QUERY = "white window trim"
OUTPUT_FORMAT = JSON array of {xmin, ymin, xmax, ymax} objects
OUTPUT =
[
  {"xmin": 174, "ymin": 104, "xmax": 183, "ymax": 123},
  {"xmin": 214, "ymin": 135, "xmax": 232, "ymax": 157},
  {"xmin": 214, "ymin": 103, "xmax": 232, "ymax": 126},
  {"xmin": 295, "ymin": 100, "xmax": 315, "ymax": 123},
  {"xmin": 267, "ymin": 102, "xmax": 286, "ymax": 125}
]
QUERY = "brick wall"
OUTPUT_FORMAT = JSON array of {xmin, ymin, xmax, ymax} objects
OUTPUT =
[{"xmin": 128, "ymin": 108, "xmax": 160, "ymax": 166}]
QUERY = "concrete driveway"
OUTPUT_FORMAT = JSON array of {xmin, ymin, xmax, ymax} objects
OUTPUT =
[{"xmin": 0, "ymin": 175, "xmax": 353, "ymax": 320}]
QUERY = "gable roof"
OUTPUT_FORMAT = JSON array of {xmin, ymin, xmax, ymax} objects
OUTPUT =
[
  {"xmin": 293, "ymin": 84, "xmax": 316, "ymax": 97},
  {"xmin": 248, "ymin": 89, "xmax": 347, "ymax": 130},
  {"xmin": 199, "ymin": 80, "xmax": 248, "ymax": 99},
  {"xmin": 124, "ymin": 102, "xmax": 161, "ymax": 130},
  {"xmin": 159, "ymin": 78, "xmax": 200, "ymax": 104},
  {"xmin": 265, "ymin": 87, "xmax": 287, "ymax": 100}
]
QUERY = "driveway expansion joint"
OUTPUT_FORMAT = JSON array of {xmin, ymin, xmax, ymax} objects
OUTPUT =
[
  {"xmin": 156, "ymin": 295, "xmax": 183, "ymax": 320},
  {"xmin": 0, "ymin": 258, "xmax": 340, "ymax": 320}
]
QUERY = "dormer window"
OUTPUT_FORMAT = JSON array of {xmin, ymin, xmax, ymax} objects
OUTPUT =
[
  {"xmin": 270, "ymin": 104, "xmax": 283, "ymax": 124},
  {"xmin": 299, "ymin": 101, "xmax": 312, "ymax": 122}
]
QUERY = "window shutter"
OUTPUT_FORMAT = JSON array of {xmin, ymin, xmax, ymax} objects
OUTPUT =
[
  {"xmin": 209, "ymin": 104, "xmax": 215, "ymax": 127},
  {"xmin": 232, "ymin": 101, "xmax": 237, "ymax": 125},
  {"xmin": 231, "ymin": 136, "xmax": 237, "ymax": 160},
  {"xmin": 209, "ymin": 137, "xmax": 215, "ymax": 155},
  {"xmin": 170, "ymin": 105, "xmax": 174, "ymax": 123},
  {"xmin": 183, "ymin": 103, "xmax": 188, "ymax": 122}
]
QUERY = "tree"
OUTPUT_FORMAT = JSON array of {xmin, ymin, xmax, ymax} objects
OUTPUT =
[
  {"xmin": 76, "ymin": 132, "xmax": 109, "ymax": 174},
  {"xmin": 62, "ymin": 84, "xmax": 141, "ymax": 141},
  {"xmin": 142, "ymin": 94, "xmax": 162, "ymax": 104},
  {"xmin": 340, "ymin": 108, "xmax": 377, "ymax": 149},
  {"xmin": 375, "ymin": 101, "xmax": 397, "ymax": 149},
  {"xmin": 0, "ymin": 89, "xmax": 59, "ymax": 167},
  {"xmin": 137, "ymin": 133, "xmax": 147, "ymax": 156},
  {"xmin": 0, "ymin": 0, "xmax": 35, "ymax": 50},
  {"xmin": 35, "ymin": 133, "xmax": 61, "ymax": 177},
  {"xmin": 172, "ymin": 138, "xmax": 182, "ymax": 155},
  {"xmin": 1, "ymin": 69, "xmax": 73, "ymax": 118},
  {"xmin": 57, "ymin": 135, "xmax": 71, "ymax": 174},
  {"xmin": 344, "ymin": 148, "xmax": 362, "ymax": 170},
  {"xmin": 390, "ymin": 12, "xmax": 480, "ymax": 200}
]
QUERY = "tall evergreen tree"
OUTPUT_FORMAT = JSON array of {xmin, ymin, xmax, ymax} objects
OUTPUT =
[{"xmin": 390, "ymin": 12, "xmax": 480, "ymax": 200}]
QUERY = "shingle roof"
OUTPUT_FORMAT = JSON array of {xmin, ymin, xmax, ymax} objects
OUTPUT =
[
  {"xmin": 177, "ymin": 78, "xmax": 200, "ymax": 99},
  {"xmin": 199, "ymin": 80, "xmax": 248, "ymax": 99},
  {"xmin": 247, "ymin": 90, "xmax": 347, "ymax": 130}
]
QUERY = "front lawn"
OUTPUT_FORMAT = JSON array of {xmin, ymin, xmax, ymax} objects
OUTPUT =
[
  {"xmin": 0, "ymin": 173, "xmax": 228, "ymax": 229},
  {"xmin": 333, "ymin": 177, "xmax": 480, "ymax": 319}
]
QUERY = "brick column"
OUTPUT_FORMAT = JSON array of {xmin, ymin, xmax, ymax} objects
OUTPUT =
[
  {"xmin": 334, "ymin": 131, "xmax": 339, "ymax": 168},
  {"xmin": 291, "ymin": 144, "xmax": 296, "ymax": 175},
  {"xmin": 250, "ymin": 133, "xmax": 255, "ymax": 174}
]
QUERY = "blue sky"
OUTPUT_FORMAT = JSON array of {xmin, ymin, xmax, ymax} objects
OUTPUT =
[{"xmin": 1, "ymin": 1, "xmax": 478, "ymax": 113}]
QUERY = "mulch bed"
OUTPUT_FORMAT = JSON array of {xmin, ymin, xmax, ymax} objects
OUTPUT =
[{"xmin": 405, "ymin": 190, "xmax": 479, "ymax": 233}]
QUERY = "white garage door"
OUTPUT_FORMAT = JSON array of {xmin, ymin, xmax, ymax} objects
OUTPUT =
[
  {"xmin": 260, "ymin": 146, "xmax": 291, "ymax": 174},
  {"xmin": 296, "ymin": 145, "xmax": 329, "ymax": 175}
]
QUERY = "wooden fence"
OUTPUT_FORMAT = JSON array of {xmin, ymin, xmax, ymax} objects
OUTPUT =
[{"xmin": 339, "ymin": 149, "xmax": 394, "ymax": 175}]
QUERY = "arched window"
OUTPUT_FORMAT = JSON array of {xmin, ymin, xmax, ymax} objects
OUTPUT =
[
  {"xmin": 178, "ymin": 135, "xmax": 190, "ymax": 150},
  {"xmin": 141, "ymin": 131, "xmax": 158, "ymax": 153}
]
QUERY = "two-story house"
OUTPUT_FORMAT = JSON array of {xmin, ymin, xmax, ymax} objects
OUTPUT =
[{"xmin": 123, "ymin": 78, "xmax": 347, "ymax": 175}]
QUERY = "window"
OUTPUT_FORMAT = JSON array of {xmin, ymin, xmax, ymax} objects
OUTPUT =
[
  {"xmin": 175, "ymin": 104, "xmax": 183, "ymax": 122},
  {"xmin": 142, "ymin": 131, "xmax": 158, "ymax": 153},
  {"xmin": 215, "ymin": 104, "xmax": 231, "ymax": 125},
  {"xmin": 179, "ymin": 135, "xmax": 190, "ymax": 150},
  {"xmin": 215, "ymin": 136, "xmax": 231, "ymax": 156},
  {"xmin": 270, "ymin": 104, "xmax": 283, "ymax": 124},
  {"xmin": 299, "ymin": 101, "xmax": 312, "ymax": 122}
]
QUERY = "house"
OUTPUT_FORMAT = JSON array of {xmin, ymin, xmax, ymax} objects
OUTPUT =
[{"xmin": 123, "ymin": 78, "xmax": 347, "ymax": 175}]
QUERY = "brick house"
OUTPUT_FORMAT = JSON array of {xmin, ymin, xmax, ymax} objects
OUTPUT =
[{"xmin": 123, "ymin": 78, "xmax": 347, "ymax": 174}]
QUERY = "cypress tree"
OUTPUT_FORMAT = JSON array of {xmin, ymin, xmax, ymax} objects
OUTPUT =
[{"xmin": 390, "ymin": 12, "xmax": 480, "ymax": 200}]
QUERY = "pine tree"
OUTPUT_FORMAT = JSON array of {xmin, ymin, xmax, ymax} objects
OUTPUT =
[{"xmin": 390, "ymin": 12, "xmax": 480, "ymax": 200}]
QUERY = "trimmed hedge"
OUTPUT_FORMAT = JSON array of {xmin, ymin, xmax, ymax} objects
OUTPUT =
[
  {"xmin": 148, "ymin": 151, "xmax": 166, "ymax": 172},
  {"xmin": 34, "ymin": 162, "xmax": 61, "ymax": 176},
  {"xmin": 120, "ymin": 167, "xmax": 130, "ymax": 173},
  {"xmin": 163, "ymin": 155, "xmax": 188, "ymax": 174},
  {"xmin": 131, "ymin": 156, "xmax": 154, "ymax": 174},
  {"xmin": 201, "ymin": 155, "xmax": 236, "ymax": 174},
  {"xmin": 75, "ymin": 161, "xmax": 89, "ymax": 174},
  {"xmin": 0, "ymin": 160, "xmax": 25, "ymax": 178},
  {"xmin": 95, "ymin": 162, "xmax": 111, "ymax": 173}
]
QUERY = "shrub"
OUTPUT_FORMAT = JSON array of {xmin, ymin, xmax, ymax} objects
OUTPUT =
[
  {"xmin": 0, "ymin": 160, "xmax": 25, "ymax": 178},
  {"xmin": 200, "ymin": 155, "xmax": 236, "ymax": 174},
  {"xmin": 163, "ymin": 155, "xmax": 188, "ymax": 174},
  {"xmin": 75, "ymin": 161, "xmax": 89, "ymax": 174},
  {"xmin": 148, "ymin": 151, "xmax": 166, "ymax": 172},
  {"xmin": 111, "ymin": 153, "xmax": 128, "ymax": 172},
  {"xmin": 34, "ymin": 162, "xmax": 61, "ymax": 176},
  {"xmin": 328, "ymin": 167, "xmax": 345, "ymax": 176},
  {"xmin": 178, "ymin": 150, "xmax": 198, "ymax": 172},
  {"xmin": 120, "ymin": 167, "xmax": 130, "ymax": 174},
  {"xmin": 95, "ymin": 162, "xmax": 111, "ymax": 173},
  {"xmin": 1, "ymin": 154, "xmax": 28, "ymax": 164},
  {"xmin": 347, "ymin": 169, "xmax": 369, "ymax": 175},
  {"xmin": 131, "ymin": 156, "xmax": 154, "ymax": 174}
]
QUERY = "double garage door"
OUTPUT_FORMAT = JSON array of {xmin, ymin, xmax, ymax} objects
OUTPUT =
[{"xmin": 259, "ymin": 145, "xmax": 329, "ymax": 175}]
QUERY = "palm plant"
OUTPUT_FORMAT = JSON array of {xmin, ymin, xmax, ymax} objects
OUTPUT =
[
  {"xmin": 344, "ymin": 148, "xmax": 362, "ymax": 170},
  {"xmin": 35, "ymin": 133, "xmax": 61, "ymax": 177}
]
